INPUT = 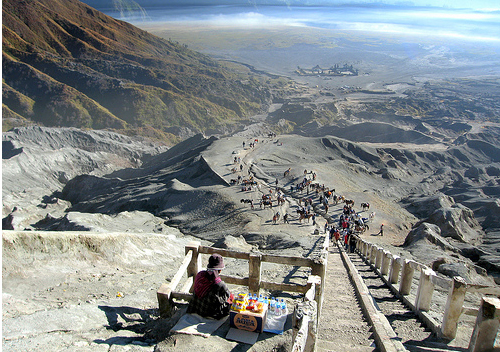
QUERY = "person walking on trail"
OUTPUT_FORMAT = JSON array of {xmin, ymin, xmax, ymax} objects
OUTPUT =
[
  {"xmin": 329, "ymin": 226, "xmax": 335, "ymax": 241},
  {"xmin": 187, "ymin": 254, "xmax": 233, "ymax": 319},
  {"xmin": 349, "ymin": 233, "xmax": 356, "ymax": 253},
  {"xmin": 378, "ymin": 224, "xmax": 384, "ymax": 236},
  {"xmin": 344, "ymin": 231, "xmax": 350, "ymax": 251}
]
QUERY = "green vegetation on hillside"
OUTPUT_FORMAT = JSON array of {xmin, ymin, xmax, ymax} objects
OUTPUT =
[{"xmin": 2, "ymin": 0, "xmax": 285, "ymax": 141}]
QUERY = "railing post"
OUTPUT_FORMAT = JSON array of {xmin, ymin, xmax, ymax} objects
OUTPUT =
[
  {"xmin": 468, "ymin": 296, "xmax": 500, "ymax": 352},
  {"xmin": 415, "ymin": 267, "xmax": 435, "ymax": 311},
  {"xmin": 381, "ymin": 250, "xmax": 391, "ymax": 276},
  {"xmin": 158, "ymin": 241, "xmax": 200, "ymax": 317},
  {"xmin": 441, "ymin": 276, "xmax": 467, "ymax": 340},
  {"xmin": 375, "ymin": 247, "xmax": 383, "ymax": 270},
  {"xmin": 399, "ymin": 259, "xmax": 415, "ymax": 295},
  {"xmin": 362, "ymin": 241, "xmax": 368, "ymax": 257},
  {"xmin": 292, "ymin": 299, "xmax": 318, "ymax": 352},
  {"xmin": 388, "ymin": 255, "xmax": 401, "ymax": 285},
  {"xmin": 311, "ymin": 249, "xmax": 327, "ymax": 321},
  {"xmin": 369, "ymin": 244, "xmax": 377, "ymax": 264},
  {"xmin": 157, "ymin": 283, "xmax": 172, "ymax": 318},
  {"xmin": 185, "ymin": 241, "xmax": 201, "ymax": 280},
  {"xmin": 249, "ymin": 252, "xmax": 262, "ymax": 293}
]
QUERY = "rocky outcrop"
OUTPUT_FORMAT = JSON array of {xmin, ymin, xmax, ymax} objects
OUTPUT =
[
  {"xmin": 403, "ymin": 194, "xmax": 456, "ymax": 219},
  {"xmin": 2, "ymin": 126, "xmax": 166, "ymax": 230},
  {"xmin": 403, "ymin": 222, "xmax": 456, "ymax": 252},
  {"xmin": 213, "ymin": 235, "xmax": 254, "ymax": 252},
  {"xmin": 424, "ymin": 205, "xmax": 482, "ymax": 244},
  {"xmin": 404, "ymin": 193, "xmax": 483, "ymax": 244},
  {"xmin": 403, "ymin": 223, "xmax": 491, "ymax": 284}
]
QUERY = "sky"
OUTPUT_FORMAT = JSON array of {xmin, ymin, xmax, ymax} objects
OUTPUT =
[
  {"xmin": 89, "ymin": 0, "xmax": 500, "ymax": 11},
  {"xmin": 160, "ymin": 0, "xmax": 500, "ymax": 10},
  {"xmin": 83, "ymin": 0, "xmax": 500, "ymax": 44},
  {"xmin": 293, "ymin": 0, "xmax": 499, "ymax": 9}
]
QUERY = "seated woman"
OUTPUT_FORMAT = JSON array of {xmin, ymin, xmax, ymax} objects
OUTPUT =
[{"xmin": 187, "ymin": 253, "xmax": 233, "ymax": 319}]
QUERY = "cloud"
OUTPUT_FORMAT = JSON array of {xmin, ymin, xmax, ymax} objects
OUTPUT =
[{"xmin": 176, "ymin": 12, "xmax": 305, "ymax": 28}]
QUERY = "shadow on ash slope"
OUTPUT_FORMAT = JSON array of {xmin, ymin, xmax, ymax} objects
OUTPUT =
[{"xmin": 3, "ymin": 124, "xmax": 500, "ymax": 282}]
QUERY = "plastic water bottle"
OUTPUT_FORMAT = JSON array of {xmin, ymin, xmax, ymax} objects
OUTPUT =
[
  {"xmin": 258, "ymin": 294, "xmax": 263, "ymax": 303},
  {"xmin": 275, "ymin": 299, "xmax": 281, "ymax": 316},
  {"xmin": 280, "ymin": 299, "xmax": 287, "ymax": 315},
  {"xmin": 253, "ymin": 293, "xmax": 258, "ymax": 303},
  {"xmin": 270, "ymin": 297, "xmax": 276, "ymax": 314}
]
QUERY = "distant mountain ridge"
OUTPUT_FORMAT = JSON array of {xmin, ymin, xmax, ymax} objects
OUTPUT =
[{"xmin": 2, "ymin": 0, "xmax": 273, "ymax": 141}]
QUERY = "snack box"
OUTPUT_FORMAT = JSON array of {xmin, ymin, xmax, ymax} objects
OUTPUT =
[{"xmin": 230, "ymin": 303, "xmax": 268, "ymax": 333}]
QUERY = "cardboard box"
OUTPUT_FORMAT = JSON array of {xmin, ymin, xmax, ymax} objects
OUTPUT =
[{"xmin": 229, "ymin": 305, "xmax": 267, "ymax": 333}]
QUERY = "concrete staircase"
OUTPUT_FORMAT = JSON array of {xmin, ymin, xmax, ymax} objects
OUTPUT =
[{"xmin": 316, "ymin": 245, "xmax": 377, "ymax": 352}]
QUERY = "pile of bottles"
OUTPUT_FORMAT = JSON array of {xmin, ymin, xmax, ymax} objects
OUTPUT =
[
  {"xmin": 231, "ymin": 292, "xmax": 287, "ymax": 316},
  {"xmin": 268, "ymin": 297, "xmax": 288, "ymax": 316}
]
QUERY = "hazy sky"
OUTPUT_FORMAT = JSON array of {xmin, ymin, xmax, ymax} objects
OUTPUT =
[
  {"xmin": 168, "ymin": 0, "xmax": 500, "ymax": 10},
  {"xmin": 297, "ymin": 0, "xmax": 499, "ymax": 8},
  {"xmin": 86, "ymin": 0, "xmax": 500, "ymax": 44}
]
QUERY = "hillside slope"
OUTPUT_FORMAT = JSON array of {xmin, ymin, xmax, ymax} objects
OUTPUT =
[{"xmin": 2, "ymin": 0, "xmax": 275, "ymax": 140}]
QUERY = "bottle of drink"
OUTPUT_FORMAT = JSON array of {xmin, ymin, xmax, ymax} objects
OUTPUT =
[
  {"xmin": 253, "ymin": 293, "xmax": 258, "ymax": 303},
  {"xmin": 258, "ymin": 294, "xmax": 263, "ymax": 303},
  {"xmin": 275, "ymin": 298, "xmax": 281, "ymax": 316},
  {"xmin": 281, "ymin": 299, "xmax": 287, "ymax": 315},
  {"xmin": 270, "ymin": 297, "xmax": 276, "ymax": 315}
]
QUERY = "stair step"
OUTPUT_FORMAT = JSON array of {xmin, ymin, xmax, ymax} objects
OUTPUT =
[
  {"xmin": 316, "ymin": 339, "xmax": 377, "ymax": 352},
  {"xmin": 404, "ymin": 341, "xmax": 468, "ymax": 352}
]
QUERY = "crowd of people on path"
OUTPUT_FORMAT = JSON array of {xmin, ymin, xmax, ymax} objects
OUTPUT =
[
  {"xmin": 282, "ymin": 168, "xmax": 381, "ymax": 246},
  {"xmin": 228, "ymin": 137, "xmax": 383, "ymax": 243}
]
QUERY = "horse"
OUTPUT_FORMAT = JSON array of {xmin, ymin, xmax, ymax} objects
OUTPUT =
[
  {"xmin": 260, "ymin": 200, "xmax": 273, "ymax": 209},
  {"xmin": 296, "ymin": 209, "xmax": 313, "ymax": 223},
  {"xmin": 299, "ymin": 213, "xmax": 314, "ymax": 223},
  {"xmin": 345, "ymin": 199, "xmax": 355, "ymax": 207},
  {"xmin": 354, "ymin": 223, "xmax": 369, "ymax": 233},
  {"xmin": 361, "ymin": 202, "xmax": 370, "ymax": 211},
  {"xmin": 242, "ymin": 179, "xmax": 257, "ymax": 185},
  {"xmin": 334, "ymin": 195, "xmax": 345, "ymax": 205}
]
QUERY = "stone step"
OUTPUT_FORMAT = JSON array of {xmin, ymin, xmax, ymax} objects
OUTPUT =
[
  {"xmin": 316, "ymin": 339, "xmax": 377, "ymax": 352},
  {"xmin": 318, "ymin": 246, "xmax": 376, "ymax": 351},
  {"xmin": 405, "ymin": 341, "xmax": 466, "ymax": 352}
]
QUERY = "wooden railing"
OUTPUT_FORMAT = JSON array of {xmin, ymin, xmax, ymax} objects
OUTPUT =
[
  {"xmin": 355, "ymin": 237, "xmax": 500, "ymax": 352},
  {"xmin": 157, "ymin": 237, "xmax": 330, "ymax": 352}
]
